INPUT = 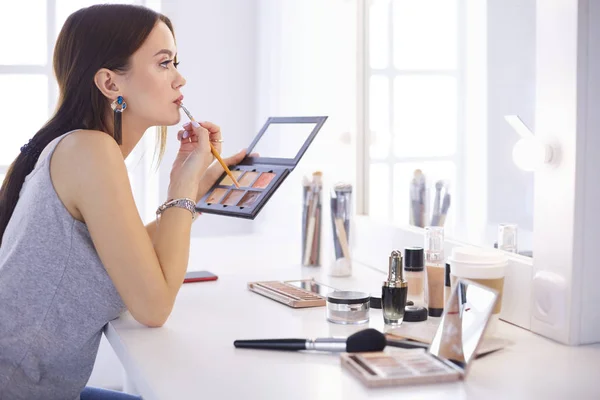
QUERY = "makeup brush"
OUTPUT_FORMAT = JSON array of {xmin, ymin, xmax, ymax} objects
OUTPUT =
[
  {"xmin": 331, "ymin": 187, "xmax": 351, "ymax": 260},
  {"xmin": 431, "ymin": 180, "xmax": 444, "ymax": 226},
  {"xmin": 303, "ymin": 171, "xmax": 322, "ymax": 265},
  {"xmin": 233, "ymin": 328, "xmax": 386, "ymax": 353},
  {"xmin": 178, "ymin": 102, "xmax": 240, "ymax": 188},
  {"xmin": 438, "ymin": 192, "xmax": 451, "ymax": 227}
]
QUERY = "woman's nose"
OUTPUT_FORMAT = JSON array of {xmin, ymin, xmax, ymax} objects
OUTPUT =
[{"xmin": 173, "ymin": 72, "xmax": 186, "ymax": 89}]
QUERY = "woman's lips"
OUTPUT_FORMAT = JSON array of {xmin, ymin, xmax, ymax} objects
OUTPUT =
[{"xmin": 174, "ymin": 95, "xmax": 184, "ymax": 104}]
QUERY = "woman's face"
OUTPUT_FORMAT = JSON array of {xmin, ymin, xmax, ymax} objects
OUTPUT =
[{"xmin": 119, "ymin": 21, "xmax": 186, "ymax": 128}]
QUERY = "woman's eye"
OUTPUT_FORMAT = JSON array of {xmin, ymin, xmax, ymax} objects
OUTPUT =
[{"xmin": 160, "ymin": 60, "xmax": 177, "ymax": 69}]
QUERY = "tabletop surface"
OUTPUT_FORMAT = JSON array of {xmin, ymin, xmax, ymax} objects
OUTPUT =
[{"xmin": 105, "ymin": 235, "xmax": 600, "ymax": 400}]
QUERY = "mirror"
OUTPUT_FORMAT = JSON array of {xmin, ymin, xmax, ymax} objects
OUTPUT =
[
  {"xmin": 429, "ymin": 279, "xmax": 498, "ymax": 369},
  {"xmin": 248, "ymin": 121, "xmax": 318, "ymax": 160},
  {"xmin": 365, "ymin": 0, "xmax": 535, "ymax": 257}
]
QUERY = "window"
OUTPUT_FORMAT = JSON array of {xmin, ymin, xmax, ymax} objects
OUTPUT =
[
  {"xmin": 0, "ymin": 0, "xmax": 161, "ymax": 221},
  {"xmin": 359, "ymin": 0, "xmax": 464, "ymax": 235}
]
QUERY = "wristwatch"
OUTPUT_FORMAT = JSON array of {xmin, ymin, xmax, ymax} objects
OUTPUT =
[{"xmin": 156, "ymin": 198, "xmax": 197, "ymax": 221}]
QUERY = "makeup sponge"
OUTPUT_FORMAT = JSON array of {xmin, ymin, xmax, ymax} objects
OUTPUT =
[{"xmin": 346, "ymin": 328, "xmax": 387, "ymax": 353}]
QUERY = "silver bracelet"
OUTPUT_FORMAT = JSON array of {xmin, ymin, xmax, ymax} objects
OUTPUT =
[{"xmin": 156, "ymin": 198, "xmax": 197, "ymax": 221}]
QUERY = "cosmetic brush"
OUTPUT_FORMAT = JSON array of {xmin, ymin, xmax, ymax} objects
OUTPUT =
[
  {"xmin": 431, "ymin": 180, "xmax": 444, "ymax": 226},
  {"xmin": 331, "ymin": 186, "xmax": 351, "ymax": 260},
  {"xmin": 438, "ymin": 191, "xmax": 451, "ymax": 227},
  {"xmin": 178, "ymin": 102, "xmax": 240, "ymax": 188},
  {"xmin": 303, "ymin": 172, "xmax": 322, "ymax": 265},
  {"xmin": 234, "ymin": 328, "xmax": 386, "ymax": 353},
  {"xmin": 418, "ymin": 171, "xmax": 426, "ymax": 228},
  {"xmin": 302, "ymin": 176, "xmax": 311, "ymax": 262}
]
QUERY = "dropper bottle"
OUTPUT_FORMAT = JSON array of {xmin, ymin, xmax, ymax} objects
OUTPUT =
[{"xmin": 382, "ymin": 250, "xmax": 408, "ymax": 325}]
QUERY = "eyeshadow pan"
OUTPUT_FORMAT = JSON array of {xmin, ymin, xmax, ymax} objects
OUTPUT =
[
  {"xmin": 206, "ymin": 188, "xmax": 228, "ymax": 204},
  {"xmin": 238, "ymin": 171, "xmax": 259, "ymax": 187},
  {"xmin": 238, "ymin": 191, "xmax": 261, "ymax": 207},
  {"xmin": 252, "ymin": 172, "xmax": 276, "ymax": 189},
  {"xmin": 222, "ymin": 189, "xmax": 245, "ymax": 206},
  {"xmin": 219, "ymin": 170, "xmax": 243, "ymax": 186}
]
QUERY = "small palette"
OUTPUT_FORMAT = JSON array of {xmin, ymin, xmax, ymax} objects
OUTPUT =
[
  {"xmin": 247, "ymin": 279, "xmax": 337, "ymax": 308},
  {"xmin": 341, "ymin": 350, "xmax": 460, "ymax": 387},
  {"xmin": 196, "ymin": 116, "xmax": 328, "ymax": 219}
]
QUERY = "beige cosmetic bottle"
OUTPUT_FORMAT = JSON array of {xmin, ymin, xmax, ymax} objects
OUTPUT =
[{"xmin": 425, "ymin": 226, "xmax": 445, "ymax": 317}]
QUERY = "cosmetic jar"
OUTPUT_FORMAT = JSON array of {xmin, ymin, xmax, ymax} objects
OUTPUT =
[
  {"xmin": 326, "ymin": 291, "xmax": 370, "ymax": 325},
  {"xmin": 403, "ymin": 305, "xmax": 428, "ymax": 322}
]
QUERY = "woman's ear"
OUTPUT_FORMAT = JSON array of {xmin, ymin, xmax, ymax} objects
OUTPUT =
[{"xmin": 94, "ymin": 68, "xmax": 121, "ymax": 100}]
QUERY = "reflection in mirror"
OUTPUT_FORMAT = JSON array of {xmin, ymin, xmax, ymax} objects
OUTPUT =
[
  {"xmin": 364, "ymin": 0, "xmax": 535, "ymax": 257},
  {"xmin": 249, "ymin": 122, "xmax": 317, "ymax": 160},
  {"xmin": 429, "ymin": 279, "xmax": 498, "ymax": 369}
]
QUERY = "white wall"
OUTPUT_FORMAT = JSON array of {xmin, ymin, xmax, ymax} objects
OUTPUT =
[
  {"xmin": 160, "ymin": 0, "xmax": 258, "ymax": 237},
  {"xmin": 579, "ymin": 0, "xmax": 600, "ymax": 345}
]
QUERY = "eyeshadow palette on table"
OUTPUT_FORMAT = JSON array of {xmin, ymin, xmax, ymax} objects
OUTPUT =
[
  {"xmin": 247, "ymin": 278, "xmax": 337, "ymax": 308},
  {"xmin": 196, "ymin": 116, "xmax": 328, "ymax": 219}
]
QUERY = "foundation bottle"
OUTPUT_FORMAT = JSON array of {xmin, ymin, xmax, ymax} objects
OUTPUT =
[{"xmin": 425, "ymin": 227, "xmax": 445, "ymax": 317}]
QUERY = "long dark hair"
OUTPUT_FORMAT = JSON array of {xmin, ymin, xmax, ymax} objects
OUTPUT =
[{"xmin": 0, "ymin": 4, "xmax": 174, "ymax": 245}]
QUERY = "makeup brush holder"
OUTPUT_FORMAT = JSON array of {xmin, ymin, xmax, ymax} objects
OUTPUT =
[
  {"xmin": 302, "ymin": 183, "xmax": 323, "ymax": 266},
  {"xmin": 329, "ymin": 183, "xmax": 353, "ymax": 277}
]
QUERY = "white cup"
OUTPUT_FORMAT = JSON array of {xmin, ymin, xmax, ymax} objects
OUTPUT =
[{"xmin": 448, "ymin": 246, "xmax": 508, "ymax": 336}]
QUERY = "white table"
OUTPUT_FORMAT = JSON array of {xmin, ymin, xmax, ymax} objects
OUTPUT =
[{"xmin": 105, "ymin": 236, "xmax": 600, "ymax": 400}]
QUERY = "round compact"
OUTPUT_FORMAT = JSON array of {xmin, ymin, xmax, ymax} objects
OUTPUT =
[{"xmin": 326, "ymin": 291, "xmax": 370, "ymax": 325}]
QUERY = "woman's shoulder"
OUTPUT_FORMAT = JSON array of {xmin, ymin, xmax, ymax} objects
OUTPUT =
[
  {"xmin": 61, "ymin": 129, "xmax": 118, "ymax": 149},
  {"xmin": 55, "ymin": 130, "xmax": 122, "ymax": 161},
  {"xmin": 48, "ymin": 130, "xmax": 127, "ymax": 223},
  {"xmin": 52, "ymin": 129, "xmax": 125, "ymax": 176}
]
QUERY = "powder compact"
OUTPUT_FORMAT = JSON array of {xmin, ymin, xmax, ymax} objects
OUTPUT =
[
  {"xmin": 341, "ymin": 279, "xmax": 499, "ymax": 387},
  {"xmin": 196, "ymin": 116, "xmax": 328, "ymax": 219},
  {"xmin": 326, "ymin": 291, "xmax": 371, "ymax": 325}
]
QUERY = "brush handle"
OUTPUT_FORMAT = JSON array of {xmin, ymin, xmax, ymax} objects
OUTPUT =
[
  {"xmin": 385, "ymin": 338, "xmax": 429, "ymax": 350},
  {"xmin": 233, "ymin": 339, "xmax": 306, "ymax": 351},
  {"xmin": 209, "ymin": 142, "xmax": 240, "ymax": 188},
  {"xmin": 334, "ymin": 218, "xmax": 351, "ymax": 259},
  {"xmin": 183, "ymin": 108, "xmax": 240, "ymax": 188}
]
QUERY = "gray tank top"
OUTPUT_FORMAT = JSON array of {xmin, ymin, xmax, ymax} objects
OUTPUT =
[{"xmin": 0, "ymin": 131, "xmax": 126, "ymax": 400}]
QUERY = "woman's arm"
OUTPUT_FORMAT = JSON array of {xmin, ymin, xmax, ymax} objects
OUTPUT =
[{"xmin": 54, "ymin": 131, "xmax": 201, "ymax": 327}]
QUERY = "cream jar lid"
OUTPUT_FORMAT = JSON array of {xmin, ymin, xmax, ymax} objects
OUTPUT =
[{"xmin": 327, "ymin": 291, "xmax": 370, "ymax": 305}]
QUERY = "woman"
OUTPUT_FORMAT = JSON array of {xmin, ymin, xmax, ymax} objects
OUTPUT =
[{"xmin": 0, "ymin": 4, "xmax": 245, "ymax": 399}]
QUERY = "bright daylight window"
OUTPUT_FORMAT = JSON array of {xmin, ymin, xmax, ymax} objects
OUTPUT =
[
  {"xmin": 0, "ymin": 0, "xmax": 160, "ymax": 220},
  {"xmin": 361, "ymin": 0, "xmax": 463, "ymax": 233}
]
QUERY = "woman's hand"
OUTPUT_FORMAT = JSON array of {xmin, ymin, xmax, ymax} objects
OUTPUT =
[
  {"xmin": 168, "ymin": 121, "xmax": 212, "ymax": 199},
  {"xmin": 183, "ymin": 120, "xmax": 259, "ymax": 202},
  {"xmin": 195, "ymin": 149, "xmax": 248, "ymax": 202}
]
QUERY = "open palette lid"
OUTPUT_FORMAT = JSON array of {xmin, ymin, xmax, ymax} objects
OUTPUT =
[
  {"xmin": 428, "ymin": 279, "xmax": 499, "ymax": 375},
  {"xmin": 240, "ymin": 116, "xmax": 328, "ymax": 167}
]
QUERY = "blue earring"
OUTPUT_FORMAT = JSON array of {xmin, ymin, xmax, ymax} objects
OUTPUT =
[
  {"xmin": 111, "ymin": 96, "xmax": 127, "ymax": 145},
  {"xmin": 110, "ymin": 96, "xmax": 127, "ymax": 112}
]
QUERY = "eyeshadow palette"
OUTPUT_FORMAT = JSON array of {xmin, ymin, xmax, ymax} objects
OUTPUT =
[
  {"xmin": 247, "ymin": 278, "xmax": 337, "ymax": 308},
  {"xmin": 341, "ymin": 349, "xmax": 461, "ymax": 387},
  {"xmin": 196, "ymin": 116, "xmax": 328, "ymax": 219}
]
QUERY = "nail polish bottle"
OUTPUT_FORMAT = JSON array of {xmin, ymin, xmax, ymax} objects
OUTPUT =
[{"xmin": 382, "ymin": 250, "xmax": 408, "ymax": 325}]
